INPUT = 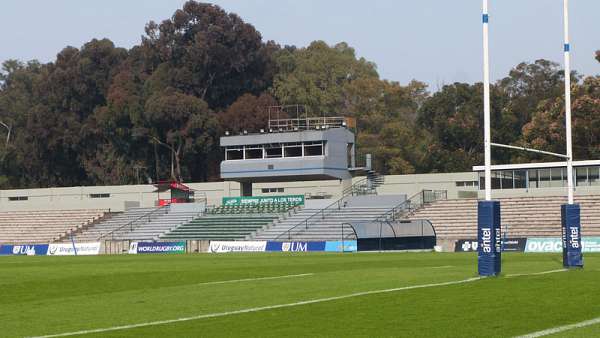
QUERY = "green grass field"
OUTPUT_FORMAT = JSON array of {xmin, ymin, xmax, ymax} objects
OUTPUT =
[{"xmin": 2, "ymin": 252, "xmax": 600, "ymax": 338}]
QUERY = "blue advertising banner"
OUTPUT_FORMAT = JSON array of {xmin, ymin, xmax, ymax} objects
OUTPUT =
[
  {"xmin": 264, "ymin": 241, "xmax": 358, "ymax": 252},
  {"xmin": 266, "ymin": 241, "xmax": 326, "ymax": 252},
  {"xmin": 0, "ymin": 244, "xmax": 49, "ymax": 256},
  {"xmin": 131, "ymin": 241, "xmax": 186, "ymax": 254},
  {"xmin": 325, "ymin": 240, "xmax": 358, "ymax": 252}
]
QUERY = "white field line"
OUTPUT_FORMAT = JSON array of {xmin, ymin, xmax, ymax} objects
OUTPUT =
[
  {"xmin": 194, "ymin": 273, "xmax": 314, "ymax": 286},
  {"xmin": 29, "ymin": 277, "xmax": 482, "ymax": 338},
  {"xmin": 428, "ymin": 265, "xmax": 454, "ymax": 269},
  {"xmin": 514, "ymin": 316, "xmax": 600, "ymax": 338},
  {"xmin": 506, "ymin": 269, "xmax": 567, "ymax": 278},
  {"xmin": 29, "ymin": 268, "xmax": 572, "ymax": 338}
]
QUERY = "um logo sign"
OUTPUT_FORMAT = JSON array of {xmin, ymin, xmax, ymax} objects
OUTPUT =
[{"xmin": 282, "ymin": 242, "xmax": 308, "ymax": 252}]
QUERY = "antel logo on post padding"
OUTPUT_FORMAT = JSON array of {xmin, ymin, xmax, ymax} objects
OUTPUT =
[{"xmin": 481, "ymin": 227, "xmax": 492, "ymax": 253}]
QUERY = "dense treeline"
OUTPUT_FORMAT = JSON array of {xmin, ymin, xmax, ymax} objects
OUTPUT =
[{"xmin": 0, "ymin": 1, "xmax": 599, "ymax": 188}]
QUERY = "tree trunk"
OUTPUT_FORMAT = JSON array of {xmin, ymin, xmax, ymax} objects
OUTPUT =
[
  {"xmin": 170, "ymin": 145, "xmax": 176, "ymax": 181},
  {"xmin": 174, "ymin": 144, "xmax": 183, "ymax": 183},
  {"xmin": 153, "ymin": 143, "xmax": 160, "ymax": 183}
]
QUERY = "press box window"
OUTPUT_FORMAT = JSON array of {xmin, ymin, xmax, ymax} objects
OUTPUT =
[
  {"xmin": 265, "ymin": 144, "xmax": 283, "ymax": 158},
  {"xmin": 304, "ymin": 141, "xmax": 324, "ymax": 156},
  {"xmin": 226, "ymin": 148, "xmax": 243, "ymax": 160},
  {"xmin": 90, "ymin": 193, "xmax": 110, "ymax": 198},
  {"xmin": 8, "ymin": 196, "xmax": 28, "ymax": 201},
  {"xmin": 284, "ymin": 143, "xmax": 302, "ymax": 157},
  {"xmin": 244, "ymin": 147, "xmax": 263, "ymax": 159}
]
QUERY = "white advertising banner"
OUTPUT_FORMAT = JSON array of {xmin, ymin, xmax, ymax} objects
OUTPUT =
[
  {"xmin": 208, "ymin": 241, "xmax": 266, "ymax": 253},
  {"xmin": 129, "ymin": 242, "xmax": 138, "ymax": 254},
  {"xmin": 47, "ymin": 242, "xmax": 101, "ymax": 256}
]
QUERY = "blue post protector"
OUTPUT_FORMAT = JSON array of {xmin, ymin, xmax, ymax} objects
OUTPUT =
[
  {"xmin": 561, "ymin": 204, "xmax": 583, "ymax": 268},
  {"xmin": 478, "ymin": 200, "xmax": 501, "ymax": 276}
]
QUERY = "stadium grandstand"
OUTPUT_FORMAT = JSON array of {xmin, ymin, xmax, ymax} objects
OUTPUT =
[{"xmin": 2, "ymin": 113, "xmax": 600, "ymax": 253}]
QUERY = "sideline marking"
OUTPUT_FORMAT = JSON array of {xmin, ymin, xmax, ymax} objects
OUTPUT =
[
  {"xmin": 29, "ymin": 277, "xmax": 481, "ymax": 338},
  {"xmin": 506, "ymin": 269, "xmax": 567, "ymax": 278},
  {"xmin": 514, "ymin": 316, "xmax": 600, "ymax": 338},
  {"xmin": 195, "ymin": 273, "xmax": 314, "ymax": 286}
]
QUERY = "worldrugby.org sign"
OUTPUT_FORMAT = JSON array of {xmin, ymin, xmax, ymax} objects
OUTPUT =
[
  {"xmin": 222, "ymin": 195, "xmax": 304, "ymax": 206},
  {"xmin": 129, "ymin": 242, "xmax": 185, "ymax": 254}
]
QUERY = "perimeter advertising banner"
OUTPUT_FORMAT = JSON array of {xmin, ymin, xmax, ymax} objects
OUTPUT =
[
  {"xmin": 222, "ymin": 195, "xmax": 304, "ymax": 206},
  {"xmin": 0, "ymin": 244, "xmax": 49, "ymax": 256},
  {"xmin": 129, "ymin": 241, "xmax": 186, "ymax": 254},
  {"xmin": 47, "ymin": 243, "xmax": 101, "ymax": 256},
  {"xmin": 455, "ymin": 238, "xmax": 526, "ymax": 252},
  {"xmin": 265, "ymin": 241, "xmax": 326, "ymax": 252},
  {"xmin": 526, "ymin": 237, "xmax": 600, "ymax": 253},
  {"xmin": 208, "ymin": 241, "xmax": 267, "ymax": 253},
  {"xmin": 325, "ymin": 240, "xmax": 358, "ymax": 252},
  {"xmin": 207, "ymin": 241, "xmax": 357, "ymax": 253}
]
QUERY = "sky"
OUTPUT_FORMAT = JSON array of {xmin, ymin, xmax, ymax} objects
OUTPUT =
[{"xmin": 0, "ymin": 0, "xmax": 598, "ymax": 90}]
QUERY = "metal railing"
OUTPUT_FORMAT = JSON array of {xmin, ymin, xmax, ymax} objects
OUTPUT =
[
  {"xmin": 268, "ymin": 116, "xmax": 348, "ymax": 132},
  {"xmin": 275, "ymin": 188, "xmax": 446, "ymax": 241},
  {"xmin": 275, "ymin": 178, "xmax": 379, "ymax": 241},
  {"xmin": 98, "ymin": 205, "xmax": 169, "ymax": 240},
  {"xmin": 342, "ymin": 173, "xmax": 384, "ymax": 197},
  {"xmin": 373, "ymin": 190, "xmax": 447, "ymax": 223},
  {"xmin": 342, "ymin": 177, "xmax": 368, "ymax": 196}
]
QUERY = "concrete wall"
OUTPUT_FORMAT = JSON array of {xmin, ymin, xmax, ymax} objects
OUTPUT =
[
  {"xmin": 345, "ymin": 195, "xmax": 406, "ymax": 208},
  {"xmin": 476, "ymin": 185, "xmax": 600, "ymax": 199},
  {"xmin": 0, "ymin": 179, "xmax": 346, "ymax": 212},
  {"xmin": 0, "ymin": 184, "xmax": 158, "ymax": 212},
  {"xmin": 4, "ymin": 170, "xmax": 600, "ymax": 212},
  {"xmin": 370, "ymin": 172, "xmax": 479, "ymax": 199}
]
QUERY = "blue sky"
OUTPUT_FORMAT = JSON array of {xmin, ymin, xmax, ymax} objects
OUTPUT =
[{"xmin": 0, "ymin": 0, "xmax": 598, "ymax": 89}]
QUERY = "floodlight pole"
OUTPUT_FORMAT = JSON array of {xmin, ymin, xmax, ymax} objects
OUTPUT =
[
  {"xmin": 482, "ymin": 0, "xmax": 492, "ymax": 201},
  {"xmin": 563, "ymin": 0, "xmax": 574, "ymax": 205}
]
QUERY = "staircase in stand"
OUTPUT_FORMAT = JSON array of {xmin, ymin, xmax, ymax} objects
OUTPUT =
[{"xmin": 345, "ymin": 170, "xmax": 385, "ymax": 196}]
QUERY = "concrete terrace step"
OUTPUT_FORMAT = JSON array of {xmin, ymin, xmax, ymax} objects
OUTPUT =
[{"xmin": 411, "ymin": 195, "xmax": 600, "ymax": 240}]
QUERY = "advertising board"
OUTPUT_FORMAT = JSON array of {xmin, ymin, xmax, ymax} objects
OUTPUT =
[
  {"xmin": 47, "ymin": 243, "xmax": 101, "ymax": 256},
  {"xmin": 265, "ymin": 241, "xmax": 326, "ymax": 252},
  {"xmin": 325, "ymin": 240, "xmax": 358, "ymax": 252},
  {"xmin": 222, "ymin": 195, "xmax": 304, "ymax": 206},
  {"xmin": 0, "ymin": 244, "xmax": 49, "ymax": 256},
  {"xmin": 129, "ymin": 241, "xmax": 186, "ymax": 254},
  {"xmin": 455, "ymin": 238, "xmax": 526, "ymax": 252},
  {"xmin": 525, "ymin": 237, "xmax": 600, "ymax": 253},
  {"xmin": 208, "ymin": 241, "xmax": 267, "ymax": 253}
]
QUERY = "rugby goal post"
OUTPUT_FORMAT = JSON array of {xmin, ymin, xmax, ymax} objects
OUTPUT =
[{"xmin": 478, "ymin": 0, "xmax": 582, "ymax": 277}]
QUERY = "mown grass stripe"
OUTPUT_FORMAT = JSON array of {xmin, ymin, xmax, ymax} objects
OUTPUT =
[{"xmin": 29, "ymin": 277, "xmax": 482, "ymax": 338}]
